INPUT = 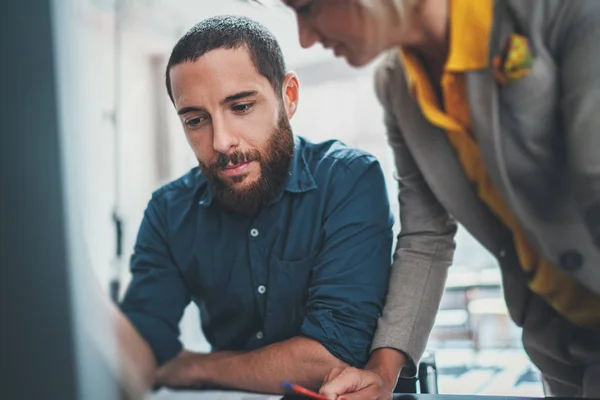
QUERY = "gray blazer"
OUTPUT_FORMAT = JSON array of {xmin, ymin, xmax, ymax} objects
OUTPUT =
[{"xmin": 371, "ymin": 0, "xmax": 600, "ymax": 374}]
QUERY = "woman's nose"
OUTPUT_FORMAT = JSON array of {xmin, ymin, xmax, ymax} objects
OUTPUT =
[{"xmin": 297, "ymin": 17, "xmax": 319, "ymax": 49}]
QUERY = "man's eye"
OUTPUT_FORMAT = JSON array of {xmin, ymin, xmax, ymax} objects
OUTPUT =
[
  {"xmin": 232, "ymin": 103, "xmax": 253, "ymax": 113},
  {"xmin": 185, "ymin": 116, "xmax": 205, "ymax": 127}
]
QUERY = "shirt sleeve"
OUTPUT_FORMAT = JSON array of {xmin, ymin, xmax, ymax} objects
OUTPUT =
[
  {"xmin": 300, "ymin": 155, "xmax": 394, "ymax": 367},
  {"xmin": 120, "ymin": 193, "xmax": 191, "ymax": 366}
]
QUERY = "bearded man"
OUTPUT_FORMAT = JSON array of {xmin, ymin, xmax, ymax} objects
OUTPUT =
[{"xmin": 118, "ymin": 15, "xmax": 394, "ymax": 394}]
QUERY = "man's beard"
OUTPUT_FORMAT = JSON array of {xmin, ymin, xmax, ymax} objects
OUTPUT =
[{"xmin": 199, "ymin": 112, "xmax": 295, "ymax": 216}]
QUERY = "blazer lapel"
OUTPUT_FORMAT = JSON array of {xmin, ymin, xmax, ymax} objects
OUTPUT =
[{"xmin": 466, "ymin": 0, "xmax": 527, "ymax": 231}]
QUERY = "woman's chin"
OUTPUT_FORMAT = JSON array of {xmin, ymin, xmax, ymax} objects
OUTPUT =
[{"xmin": 345, "ymin": 53, "xmax": 375, "ymax": 68}]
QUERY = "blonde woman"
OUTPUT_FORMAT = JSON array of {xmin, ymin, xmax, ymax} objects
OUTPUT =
[{"xmin": 278, "ymin": 0, "xmax": 600, "ymax": 399}]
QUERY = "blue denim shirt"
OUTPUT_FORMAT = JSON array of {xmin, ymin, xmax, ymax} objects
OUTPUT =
[{"xmin": 121, "ymin": 136, "xmax": 393, "ymax": 367}]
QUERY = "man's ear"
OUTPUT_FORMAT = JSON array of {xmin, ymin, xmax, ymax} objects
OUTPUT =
[{"xmin": 281, "ymin": 72, "xmax": 300, "ymax": 119}]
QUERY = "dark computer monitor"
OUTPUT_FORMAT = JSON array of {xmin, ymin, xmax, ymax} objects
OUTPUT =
[{"xmin": 0, "ymin": 1, "xmax": 120, "ymax": 399}]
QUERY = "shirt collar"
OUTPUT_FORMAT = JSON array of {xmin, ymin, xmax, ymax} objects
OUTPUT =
[
  {"xmin": 445, "ymin": 0, "xmax": 494, "ymax": 72},
  {"xmin": 197, "ymin": 135, "xmax": 317, "ymax": 208}
]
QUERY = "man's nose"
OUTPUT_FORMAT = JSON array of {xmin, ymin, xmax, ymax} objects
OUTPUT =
[
  {"xmin": 212, "ymin": 117, "xmax": 239, "ymax": 154},
  {"xmin": 297, "ymin": 17, "xmax": 319, "ymax": 49}
]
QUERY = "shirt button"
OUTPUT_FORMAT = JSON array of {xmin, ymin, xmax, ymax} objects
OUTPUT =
[
  {"xmin": 257, "ymin": 285, "xmax": 266, "ymax": 294},
  {"xmin": 499, "ymin": 248, "xmax": 507, "ymax": 258},
  {"xmin": 250, "ymin": 228, "xmax": 259, "ymax": 237},
  {"xmin": 256, "ymin": 331, "xmax": 264, "ymax": 340}
]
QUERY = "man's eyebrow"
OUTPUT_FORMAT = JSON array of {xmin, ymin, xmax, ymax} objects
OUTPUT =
[
  {"xmin": 177, "ymin": 106, "xmax": 206, "ymax": 116},
  {"xmin": 220, "ymin": 90, "xmax": 258, "ymax": 105}
]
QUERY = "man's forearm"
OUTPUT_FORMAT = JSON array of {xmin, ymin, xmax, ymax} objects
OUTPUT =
[
  {"xmin": 112, "ymin": 303, "xmax": 158, "ymax": 391},
  {"xmin": 366, "ymin": 348, "xmax": 406, "ymax": 390},
  {"xmin": 190, "ymin": 336, "xmax": 347, "ymax": 393}
]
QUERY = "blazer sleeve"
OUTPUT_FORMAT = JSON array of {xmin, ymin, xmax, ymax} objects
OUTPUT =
[
  {"xmin": 554, "ymin": 0, "xmax": 600, "ymax": 249},
  {"xmin": 370, "ymin": 57, "xmax": 457, "ymax": 377}
]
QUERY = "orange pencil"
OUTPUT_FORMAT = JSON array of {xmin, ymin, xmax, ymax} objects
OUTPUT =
[{"xmin": 281, "ymin": 380, "xmax": 331, "ymax": 400}]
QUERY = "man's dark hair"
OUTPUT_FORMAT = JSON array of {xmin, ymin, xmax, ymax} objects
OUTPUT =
[{"xmin": 165, "ymin": 15, "xmax": 287, "ymax": 103}]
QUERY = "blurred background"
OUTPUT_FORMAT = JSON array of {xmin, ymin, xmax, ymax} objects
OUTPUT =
[{"xmin": 59, "ymin": 0, "xmax": 542, "ymax": 396}]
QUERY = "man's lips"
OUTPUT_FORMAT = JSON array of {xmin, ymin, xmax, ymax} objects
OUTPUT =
[{"xmin": 220, "ymin": 161, "xmax": 253, "ymax": 176}]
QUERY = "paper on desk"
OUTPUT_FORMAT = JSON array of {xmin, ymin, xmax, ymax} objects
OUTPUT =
[{"xmin": 147, "ymin": 389, "xmax": 281, "ymax": 400}]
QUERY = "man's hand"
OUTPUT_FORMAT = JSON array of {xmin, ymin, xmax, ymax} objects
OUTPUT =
[
  {"xmin": 319, "ymin": 348, "xmax": 406, "ymax": 400},
  {"xmin": 155, "ymin": 350, "xmax": 203, "ymax": 389},
  {"xmin": 320, "ymin": 367, "xmax": 393, "ymax": 400}
]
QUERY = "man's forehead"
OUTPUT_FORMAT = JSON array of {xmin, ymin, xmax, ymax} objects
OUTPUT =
[
  {"xmin": 171, "ymin": 47, "xmax": 258, "ymax": 82},
  {"xmin": 169, "ymin": 51, "xmax": 272, "ymax": 105},
  {"xmin": 171, "ymin": 70, "xmax": 264, "ymax": 102},
  {"xmin": 192, "ymin": 46, "xmax": 255, "ymax": 68}
]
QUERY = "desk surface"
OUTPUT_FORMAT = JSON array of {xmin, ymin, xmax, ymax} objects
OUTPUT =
[
  {"xmin": 148, "ymin": 389, "xmax": 279, "ymax": 399},
  {"xmin": 148, "ymin": 389, "xmax": 548, "ymax": 400}
]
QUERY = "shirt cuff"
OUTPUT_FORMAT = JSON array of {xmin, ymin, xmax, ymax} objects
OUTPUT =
[
  {"xmin": 123, "ymin": 311, "xmax": 182, "ymax": 366},
  {"xmin": 301, "ymin": 309, "xmax": 371, "ymax": 367}
]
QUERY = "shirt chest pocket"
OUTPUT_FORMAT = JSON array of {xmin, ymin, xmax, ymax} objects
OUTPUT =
[
  {"xmin": 268, "ymin": 255, "xmax": 314, "ymax": 302},
  {"xmin": 267, "ymin": 255, "xmax": 314, "ymax": 336}
]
